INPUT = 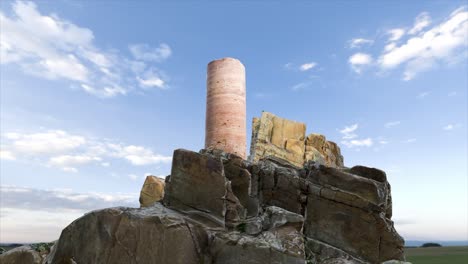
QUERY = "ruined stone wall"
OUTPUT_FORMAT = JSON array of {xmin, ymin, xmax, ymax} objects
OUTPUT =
[{"xmin": 249, "ymin": 112, "xmax": 344, "ymax": 168}]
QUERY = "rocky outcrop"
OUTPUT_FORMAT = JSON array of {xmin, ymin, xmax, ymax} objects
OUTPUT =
[
  {"xmin": 139, "ymin": 176, "xmax": 165, "ymax": 207},
  {"xmin": 0, "ymin": 246, "xmax": 42, "ymax": 264},
  {"xmin": 249, "ymin": 112, "xmax": 344, "ymax": 168},
  {"xmin": 305, "ymin": 134, "xmax": 344, "ymax": 167},
  {"xmin": 48, "ymin": 148, "xmax": 405, "ymax": 264}
]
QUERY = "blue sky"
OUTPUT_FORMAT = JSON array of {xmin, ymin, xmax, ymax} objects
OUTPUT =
[{"xmin": 0, "ymin": 1, "xmax": 466, "ymax": 243}]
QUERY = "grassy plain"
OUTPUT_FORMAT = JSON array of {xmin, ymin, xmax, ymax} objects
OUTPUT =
[{"xmin": 405, "ymin": 246, "xmax": 468, "ymax": 264}]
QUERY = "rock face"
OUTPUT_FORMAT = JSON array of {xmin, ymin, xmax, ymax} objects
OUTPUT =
[
  {"xmin": 250, "ymin": 112, "xmax": 344, "ymax": 168},
  {"xmin": 48, "ymin": 148, "xmax": 405, "ymax": 264},
  {"xmin": 0, "ymin": 246, "xmax": 42, "ymax": 264},
  {"xmin": 139, "ymin": 175, "xmax": 165, "ymax": 207}
]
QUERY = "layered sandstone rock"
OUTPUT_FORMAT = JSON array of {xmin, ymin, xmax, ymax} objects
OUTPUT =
[
  {"xmin": 139, "ymin": 175, "xmax": 165, "ymax": 207},
  {"xmin": 48, "ymin": 149, "xmax": 405, "ymax": 264},
  {"xmin": 250, "ymin": 112, "xmax": 306, "ymax": 167},
  {"xmin": 250, "ymin": 112, "xmax": 344, "ymax": 168}
]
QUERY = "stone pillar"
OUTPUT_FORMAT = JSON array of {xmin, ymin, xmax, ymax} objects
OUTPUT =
[{"xmin": 205, "ymin": 57, "xmax": 246, "ymax": 159}]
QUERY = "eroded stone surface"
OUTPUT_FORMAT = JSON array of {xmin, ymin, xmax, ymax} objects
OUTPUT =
[
  {"xmin": 49, "ymin": 148, "xmax": 405, "ymax": 264},
  {"xmin": 139, "ymin": 175, "xmax": 165, "ymax": 207},
  {"xmin": 249, "ymin": 112, "xmax": 344, "ymax": 168},
  {"xmin": 0, "ymin": 246, "xmax": 42, "ymax": 264}
]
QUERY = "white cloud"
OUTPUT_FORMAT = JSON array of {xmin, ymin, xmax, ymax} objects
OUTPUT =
[
  {"xmin": 408, "ymin": 12, "xmax": 431, "ymax": 35},
  {"xmin": 448, "ymin": 91, "xmax": 457, "ymax": 96},
  {"xmin": 443, "ymin": 124, "xmax": 454, "ymax": 130},
  {"xmin": 81, "ymin": 84, "xmax": 127, "ymax": 98},
  {"xmin": 290, "ymin": 82, "xmax": 312, "ymax": 91},
  {"xmin": 339, "ymin": 123, "xmax": 358, "ymax": 139},
  {"xmin": 0, "ymin": 1, "xmax": 171, "ymax": 97},
  {"xmin": 62, "ymin": 167, "xmax": 78, "ymax": 173},
  {"xmin": 49, "ymin": 154, "xmax": 101, "ymax": 172},
  {"xmin": 108, "ymin": 144, "xmax": 172, "ymax": 166},
  {"xmin": 379, "ymin": 7, "xmax": 468, "ymax": 80},
  {"xmin": 385, "ymin": 121, "xmax": 401, "ymax": 128},
  {"xmin": 349, "ymin": 38, "xmax": 374, "ymax": 49},
  {"xmin": 129, "ymin": 43, "xmax": 171, "ymax": 62},
  {"xmin": 1, "ymin": 129, "xmax": 172, "ymax": 171},
  {"xmin": 299, "ymin": 62, "xmax": 317, "ymax": 71},
  {"xmin": 0, "ymin": 185, "xmax": 139, "ymax": 243},
  {"xmin": 7, "ymin": 130, "xmax": 86, "ymax": 154},
  {"xmin": 0, "ymin": 150, "xmax": 16, "ymax": 160},
  {"xmin": 404, "ymin": 138, "xmax": 417, "ymax": 143},
  {"xmin": 387, "ymin": 28, "xmax": 406, "ymax": 41},
  {"xmin": 137, "ymin": 77, "xmax": 165, "ymax": 88},
  {"xmin": 417, "ymin": 91, "xmax": 430, "ymax": 98},
  {"xmin": 339, "ymin": 124, "xmax": 374, "ymax": 149},
  {"xmin": 341, "ymin": 138, "xmax": 373, "ymax": 148},
  {"xmin": 128, "ymin": 174, "xmax": 138, "ymax": 181},
  {"xmin": 348, "ymin": 53, "xmax": 373, "ymax": 73},
  {"xmin": 443, "ymin": 123, "xmax": 461, "ymax": 130}
]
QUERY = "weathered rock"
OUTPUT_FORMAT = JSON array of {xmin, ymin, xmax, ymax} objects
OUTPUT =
[
  {"xmin": 139, "ymin": 175, "xmax": 165, "ymax": 207},
  {"xmin": 250, "ymin": 112, "xmax": 306, "ymax": 167},
  {"xmin": 303, "ymin": 164, "xmax": 404, "ymax": 263},
  {"xmin": 305, "ymin": 134, "xmax": 344, "ymax": 167},
  {"xmin": 250, "ymin": 112, "xmax": 344, "ymax": 168},
  {"xmin": 164, "ymin": 149, "xmax": 227, "ymax": 225},
  {"xmin": 50, "ymin": 148, "xmax": 404, "ymax": 264},
  {"xmin": 209, "ymin": 231, "xmax": 305, "ymax": 264},
  {"xmin": 349, "ymin": 166, "xmax": 387, "ymax": 183},
  {"xmin": 47, "ymin": 204, "xmax": 204, "ymax": 264},
  {"xmin": 0, "ymin": 246, "xmax": 42, "ymax": 264}
]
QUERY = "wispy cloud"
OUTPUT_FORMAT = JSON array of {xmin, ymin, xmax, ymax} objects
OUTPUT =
[
  {"xmin": 348, "ymin": 53, "xmax": 373, "ymax": 73},
  {"xmin": 339, "ymin": 124, "xmax": 374, "ymax": 148},
  {"xmin": 417, "ymin": 91, "xmax": 431, "ymax": 98},
  {"xmin": 1, "ymin": 185, "xmax": 138, "ymax": 212},
  {"xmin": 443, "ymin": 123, "xmax": 462, "ymax": 131},
  {"xmin": 129, "ymin": 43, "xmax": 171, "ymax": 62},
  {"xmin": 387, "ymin": 28, "xmax": 406, "ymax": 41},
  {"xmin": 1, "ymin": 129, "xmax": 172, "ymax": 172},
  {"xmin": 339, "ymin": 123, "xmax": 358, "ymax": 139},
  {"xmin": 0, "ymin": 150, "xmax": 16, "ymax": 161},
  {"xmin": 408, "ymin": 12, "xmax": 431, "ymax": 35},
  {"xmin": 448, "ymin": 91, "xmax": 457, "ymax": 96},
  {"xmin": 379, "ymin": 7, "xmax": 468, "ymax": 80},
  {"xmin": 385, "ymin": 121, "xmax": 401, "ymax": 128},
  {"xmin": 299, "ymin": 62, "xmax": 317, "ymax": 71},
  {"xmin": 347, "ymin": 6, "xmax": 467, "ymax": 80},
  {"xmin": 341, "ymin": 138, "xmax": 373, "ymax": 148},
  {"xmin": 349, "ymin": 38, "xmax": 374, "ymax": 49},
  {"xmin": 404, "ymin": 138, "xmax": 417, "ymax": 143},
  {"xmin": 0, "ymin": 1, "xmax": 171, "ymax": 97}
]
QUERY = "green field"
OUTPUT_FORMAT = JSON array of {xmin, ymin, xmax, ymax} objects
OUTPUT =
[{"xmin": 405, "ymin": 246, "xmax": 468, "ymax": 264}]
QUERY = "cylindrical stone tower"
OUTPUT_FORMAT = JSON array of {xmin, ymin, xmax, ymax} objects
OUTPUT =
[{"xmin": 205, "ymin": 57, "xmax": 246, "ymax": 159}]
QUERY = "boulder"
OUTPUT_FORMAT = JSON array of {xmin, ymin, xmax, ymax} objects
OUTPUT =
[
  {"xmin": 47, "ymin": 204, "xmax": 204, "ymax": 264},
  {"xmin": 0, "ymin": 246, "xmax": 42, "ymax": 264},
  {"xmin": 163, "ymin": 149, "xmax": 227, "ymax": 225},
  {"xmin": 139, "ymin": 176, "xmax": 165, "ymax": 207}
]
